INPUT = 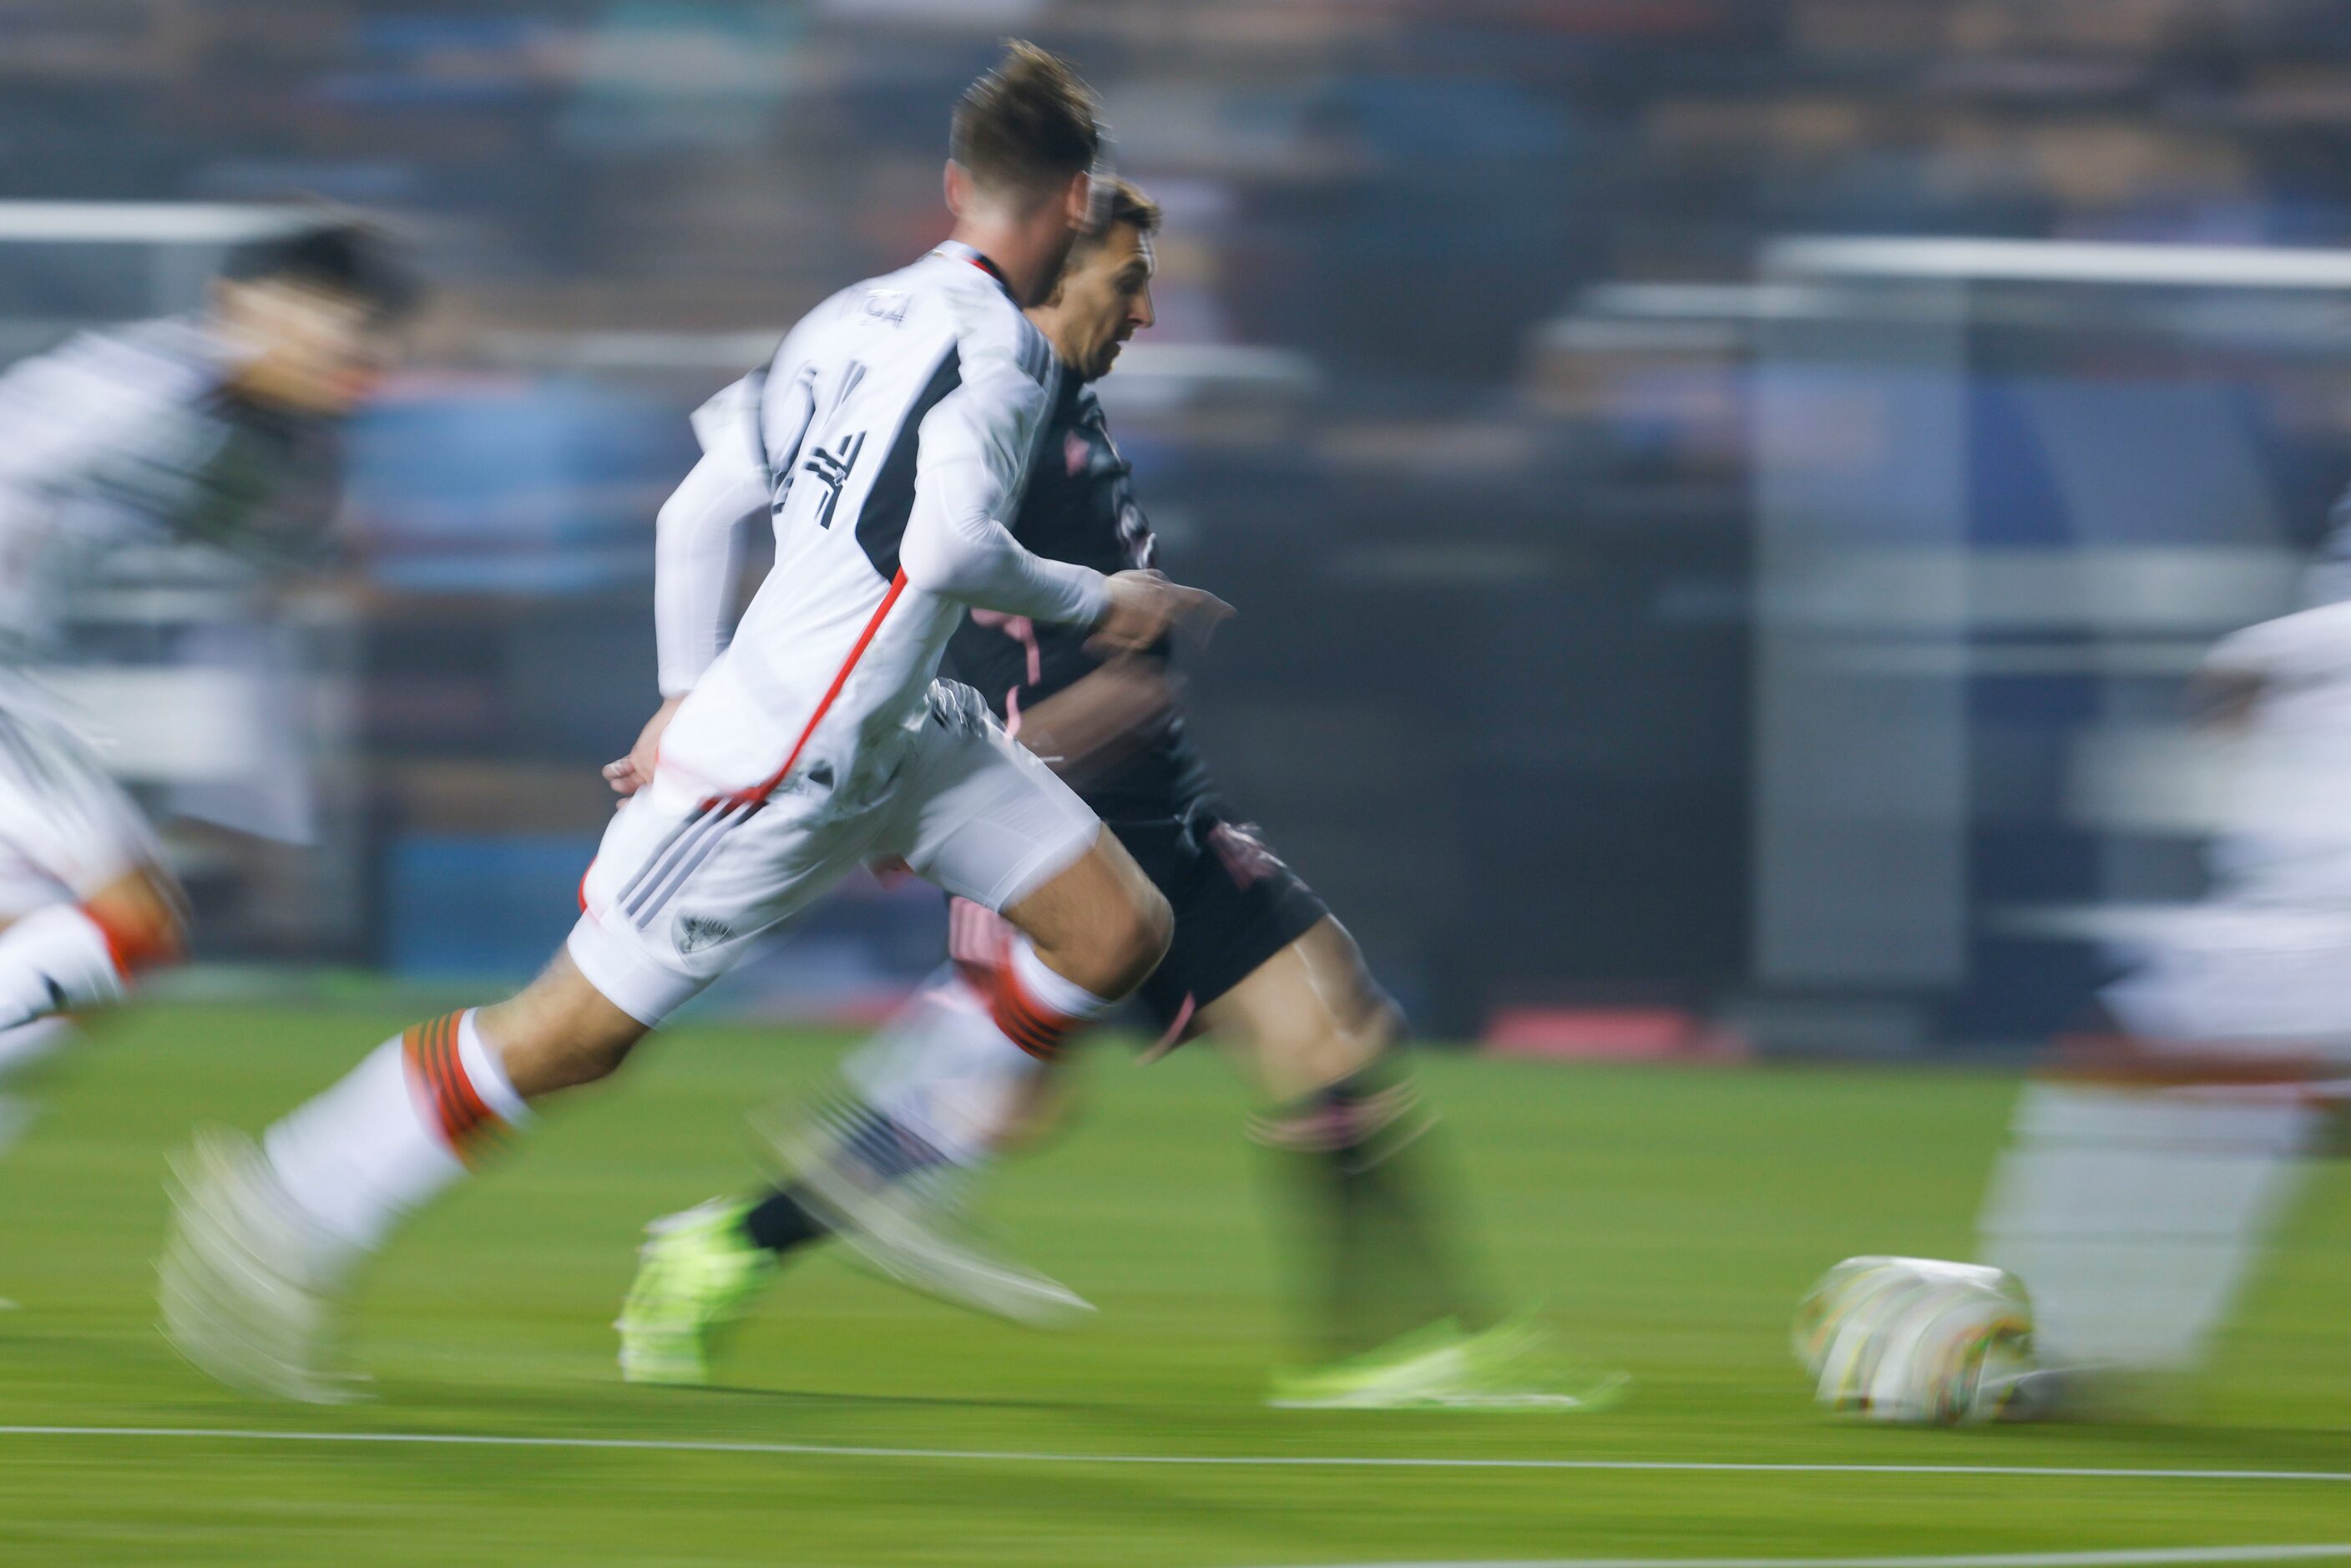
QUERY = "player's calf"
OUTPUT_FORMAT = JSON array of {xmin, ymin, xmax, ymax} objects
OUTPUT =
[
  {"xmin": 171, "ymin": 953, "xmax": 641, "ymax": 1347},
  {"xmin": 1207, "ymin": 918, "xmax": 1499, "ymax": 1367}
]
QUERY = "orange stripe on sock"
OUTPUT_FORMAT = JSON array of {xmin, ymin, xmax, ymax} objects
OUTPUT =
[
  {"xmin": 402, "ymin": 1012, "xmax": 505, "ymax": 1163},
  {"xmin": 987, "ymin": 964, "xmax": 1074, "ymax": 1062}
]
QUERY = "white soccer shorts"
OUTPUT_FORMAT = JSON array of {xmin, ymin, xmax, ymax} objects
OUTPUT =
[
  {"xmin": 569, "ymin": 680, "xmax": 1100, "ymax": 1025},
  {"xmin": 0, "ymin": 699, "xmax": 166, "ymax": 918}
]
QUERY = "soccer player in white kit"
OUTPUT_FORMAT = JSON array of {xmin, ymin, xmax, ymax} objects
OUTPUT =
[
  {"xmin": 1970, "ymin": 508, "xmax": 2351, "ymax": 1416},
  {"xmin": 160, "ymin": 43, "xmax": 1226, "ymax": 1402},
  {"xmin": 1811, "ymin": 502, "xmax": 2351, "ymax": 1421},
  {"xmin": 0, "ymin": 221, "xmax": 415, "ymax": 1156}
]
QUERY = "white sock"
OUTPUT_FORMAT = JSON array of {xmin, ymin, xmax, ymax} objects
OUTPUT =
[
  {"xmin": 1008, "ymin": 938, "xmax": 1114, "ymax": 1020},
  {"xmin": 0, "ymin": 905, "xmax": 124, "ymax": 1026},
  {"xmin": 1978, "ymin": 1080, "xmax": 2322, "ymax": 1371},
  {"xmin": 0, "ymin": 1016, "xmax": 74, "ymax": 1083},
  {"xmin": 263, "ymin": 1009, "xmax": 529, "ymax": 1260},
  {"xmin": 843, "ymin": 966, "xmax": 1049, "ymax": 1166}
]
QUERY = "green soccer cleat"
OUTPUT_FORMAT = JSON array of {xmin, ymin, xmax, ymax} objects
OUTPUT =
[
  {"xmin": 1267, "ymin": 1314, "xmax": 1629, "ymax": 1413},
  {"xmin": 614, "ymin": 1200, "xmax": 776, "ymax": 1386}
]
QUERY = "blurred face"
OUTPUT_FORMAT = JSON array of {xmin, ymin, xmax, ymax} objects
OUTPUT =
[
  {"xmin": 1030, "ymin": 220, "xmax": 1156, "ymax": 382},
  {"xmin": 210, "ymin": 277, "xmax": 400, "ymax": 418}
]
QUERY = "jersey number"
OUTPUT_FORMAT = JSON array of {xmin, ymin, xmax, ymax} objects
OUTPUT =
[{"xmin": 800, "ymin": 430, "xmax": 866, "ymax": 529}]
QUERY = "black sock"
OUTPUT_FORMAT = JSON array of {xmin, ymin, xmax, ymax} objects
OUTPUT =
[
  {"xmin": 741, "ymin": 1185, "xmax": 830, "ymax": 1255},
  {"xmin": 1256, "ymin": 1055, "xmax": 1489, "ymax": 1360},
  {"xmin": 739, "ymin": 1099, "xmax": 953, "ymax": 1257}
]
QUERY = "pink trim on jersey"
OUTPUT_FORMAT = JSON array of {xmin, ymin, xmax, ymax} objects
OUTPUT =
[
  {"xmin": 968, "ymin": 609, "xmax": 1043, "ymax": 684},
  {"xmin": 966, "ymin": 609, "xmax": 1044, "ymax": 739},
  {"xmin": 947, "ymin": 896, "xmax": 1009, "ymax": 968},
  {"xmin": 1139, "ymin": 991, "xmax": 1197, "ymax": 1065}
]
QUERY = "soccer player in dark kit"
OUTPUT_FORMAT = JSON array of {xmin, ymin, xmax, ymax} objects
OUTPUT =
[{"xmin": 619, "ymin": 181, "xmax": 1623, "ymax": 1412}]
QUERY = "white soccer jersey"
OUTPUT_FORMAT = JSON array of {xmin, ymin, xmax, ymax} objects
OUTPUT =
[
  {"xmin": 0, "ymin": 318, "xmax": 267, "ymax": 660},
  {"xmin": 651, "ymin": 242, "xmax": 1112, "ymax": 806}
]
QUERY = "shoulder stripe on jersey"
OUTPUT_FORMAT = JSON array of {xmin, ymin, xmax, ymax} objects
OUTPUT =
[{"xmin": 852, "ymin": 344, "xmax": 963, "ymax": 580}]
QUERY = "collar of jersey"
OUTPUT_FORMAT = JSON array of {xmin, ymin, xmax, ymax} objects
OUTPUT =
[{"xmin": 932, "ymin": 240, "xmax": 1014, "ymax": 298}]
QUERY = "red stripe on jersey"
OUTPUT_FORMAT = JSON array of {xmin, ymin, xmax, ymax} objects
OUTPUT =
[{"xmin": 729, "ymin": 569, "xmax": 909, "ymax": 808}]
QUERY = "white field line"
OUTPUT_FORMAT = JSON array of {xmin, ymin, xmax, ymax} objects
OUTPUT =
[
  {"xmin": 1228, "ymin": 1550, "xmax": 2351, "ymax": 1568},
  {"xmin": 0, "ymin": 1425, "xmax": 2348, "ymax": 1485}
]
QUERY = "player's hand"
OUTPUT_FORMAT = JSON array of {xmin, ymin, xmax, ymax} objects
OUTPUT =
[
  {"xmin": 1087, "ymin": 569, "xmax": 1232, "ymax": 655},
  {"xmin": 604, "ymin": 695, "xmax": 685, "ymax": 801}
]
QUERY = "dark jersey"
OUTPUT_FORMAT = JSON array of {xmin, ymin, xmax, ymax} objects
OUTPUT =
[{"xmin": 943, "ymin": 371, "xmax": 1214, "ymax": 819}]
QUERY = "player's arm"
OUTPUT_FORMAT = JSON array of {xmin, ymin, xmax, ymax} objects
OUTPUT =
[
  {"xmin": 1007, "ymin": 656, "xmax": 1179, "ymax": 788},
  {"xmin": 609, "ymin": 381, "xmax": 775, "ymax": 797},
  {"xmin": 0, "ymin": 340, "xmax": 186, "ymax": 514},
  {"xmin": 897, "ymin": 338, "xmax": 1227, "ymax": 646}
]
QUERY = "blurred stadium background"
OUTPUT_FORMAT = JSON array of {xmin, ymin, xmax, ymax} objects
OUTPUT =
[
  {"xmin": 13, "ymin": 2, "xmax": 2351, "ymax": 1054},
  {"xmin": 8, "ymin": 6, "xmax": 2351, "ymax": 1565}
]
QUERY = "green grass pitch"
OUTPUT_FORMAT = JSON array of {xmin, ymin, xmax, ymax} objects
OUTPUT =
[{"xmin": 0, "ymin": 1004, "xmax": 2345, "ymax": 1565}]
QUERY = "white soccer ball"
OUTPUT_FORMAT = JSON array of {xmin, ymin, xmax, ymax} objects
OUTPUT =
[{"xmin": 1793, "ymin": 1255, "xmax": 2035, "ymax": 1425}]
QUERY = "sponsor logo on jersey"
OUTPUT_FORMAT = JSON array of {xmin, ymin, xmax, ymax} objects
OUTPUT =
[
  {"xmin": 674, "ymin": 913, "xmax": 735, "ymax": 954},
  {"xmin": 861, "ymin": 290, "xmax": 910, "ymax": 326}
]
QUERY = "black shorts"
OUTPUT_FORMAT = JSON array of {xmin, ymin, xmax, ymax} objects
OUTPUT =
[{"xmin": 1109, "ymin": 801, "xmax": 1330, "ymax": 1036}]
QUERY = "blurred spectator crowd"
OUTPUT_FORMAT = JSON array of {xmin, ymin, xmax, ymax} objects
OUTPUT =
[{"xmin": 8, "ymin": 0, "xmax": 2351, "ymax": 1036}]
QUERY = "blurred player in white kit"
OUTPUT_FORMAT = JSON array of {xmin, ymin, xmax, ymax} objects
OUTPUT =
[
  {"xmin": 159, "ymin": 43, "xmax": 1226, "ymax": 1402},
  {"xmin": 1974, "ymin": 498, "xmax": 2351, "ymax": 1415},
  {"xmin": 0, "ymin": 220, "xmax": 416, "ymax": 1157}
]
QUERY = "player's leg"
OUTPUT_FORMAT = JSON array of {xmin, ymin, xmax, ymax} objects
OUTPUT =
[
  {"xmin": 1974, "ymin": 1038, "xmax": 2328, "ymax": 1415},
  {"xmin": 700, "ymin": 695, "xmax": 1165, "ymax": 1271},
  {"xmin": 736, "ymin": 946, "xmax": 1059, "ymax": 1267},
  {"xmin": 620, "ymin": 690, "xmax": 1158, "ymax": 1379},
  {"xmin": 619, "ymin": 953, "xmax": 1090, "ymax": 1384},
  {"xmin": 1202, "ymin": 917, "xmax": 1458, "ymax": 1352},
  {"xmin": 1964, "ymin": 898, "xmax": 2351, "ymax": 1419},
  {"xmin": 160, "ymin": 949, "xmax": 648, "ymax": 1400},
  {"xmin": 897, "ymin": 684, "xmax": 1170, "ymax": 1055},
  {"xmin": 1152, "ymin": 812, "xmax": 1619, "ymax": 1411},
  {"xmin": 0, "ymin": 710, "xmax": 189, "ymax": 1030},
  {"xmin": 1198, "ymin": 917, "xmax": 1574, "ymax": 1409},
  {"xmin": 0, "ymin": 866, "xmax": 182, "ymax": 1028},
  {"xmin": 161, "ymin": 774, "xmax": 805, "ymax": 1399},
  {"xmin": 0, "ymin": 718, "xmax": 188, "ymax": 1161}
]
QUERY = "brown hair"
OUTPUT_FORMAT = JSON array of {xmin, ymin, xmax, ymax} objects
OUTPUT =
[
  {"xmin": 949, "ymin": 41, "xmax": 1102, "ymax": 201},
  {"xmin": 1060, "ymin": 178, "xmax": 1161, "ymax": 266},
  {"xmin": 1093, "ymin": 179, "xmax": 1160, "ymax": 241}
]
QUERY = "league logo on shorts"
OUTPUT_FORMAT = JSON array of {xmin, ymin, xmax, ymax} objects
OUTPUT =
[{"xmin": 674, "ymin": 913, "xmax": 735, "ymax": 955}]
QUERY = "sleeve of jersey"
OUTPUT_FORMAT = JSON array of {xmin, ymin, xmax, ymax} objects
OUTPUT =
[
  {"xmin": 0, "ymin": 344, "xmax": 179, "ymax": 503},
  {"xmin": 654, "ymin": 382, "xmax": 773, "ymax": 697},
  {"xmin": 897, "ymin": 345, "xmax": 1110, "ymax": 627}
]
